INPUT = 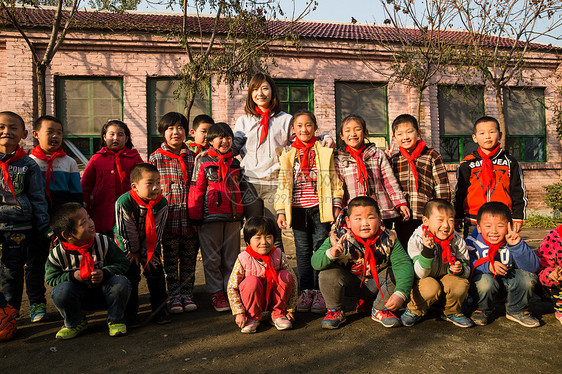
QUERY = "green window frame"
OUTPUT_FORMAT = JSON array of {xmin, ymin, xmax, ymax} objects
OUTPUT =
[
  {"xmin": 55, "ymin": 76, "xmax": 123, "ymax": 163},
  {"xmin": 335, "ymin": 81, "xmax": 389, "ymax": 148},
  {"xmin": 146, "ymin": 77, "xmax": 212, "ymax": 154},
  {"xmin": 275, "ymin": 80, "xmax": 314, "ymax": 115}
]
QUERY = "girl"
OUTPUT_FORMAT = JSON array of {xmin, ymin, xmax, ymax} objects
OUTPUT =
[
  {"xmin": 274, "ymin": 110, "xmax": 343, "ymax": 314},
  {"xmin": 537, "ymin": 225, "xmax": 562, "ymax": 324},
  {"xmin": 82, "ymin": 120, "xmax": 143, "ymax": 235},
  {"xmin": 227, "ymin": 216, "xmax": 298, "ymax": 334}
]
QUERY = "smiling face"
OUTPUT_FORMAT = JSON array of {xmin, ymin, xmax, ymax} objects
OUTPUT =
[
  {"xmin": 249, "ymin": 231, "xmax": 275, "ymax": 255},
  {"xmin": 473, "ymin": 121, "xmax": 501, "ymax": 153},
  {"xmin": 345, "ymin": 205, "xmax": 381, "ymax": 239},
  {"xmin": 132, "ymin": 170, "xmax": 161, "ymax": 201},
  {"xmin": 0, "ymin": 113, "xmax": 27, "ymax": 154},
  {"xmin": 209, "ymin": 135, "xmax": 233, "ymax": 154},
  {"xmin": 251, "ymin": 81, "xmax": 272, "ymax": 111},
  {"xmin": 341, "ymin": 119, "xmax": 366, "ymax": 150},
  {"xmin": 103, "ymin": 125, "xmax": 128, "ymax": 152},
  {"xmin": 422, "ymin": 206, "xmax": 455, "ymax": 240},
  {"xmin": 66, "ymin": 207, "xmax": 96, "ymax": 245},
  {"xmin": 164, "ymin": 123, "xmax": 187, "ymax": 152},
  {"xmin": 477, "ymin": 212, "xmax": 509, "ymax": 245},
  {"xmin": 292, "ymin": 114, "xmax": 317, "ymax": 144},
  {"xmin": 393, "ymin": 122, "xmax": 421, "ymax": 152},
  {"xmin": 33, "ymin": 120, "xmax": 63, "ymax": 154},
  {"xmin": 190, "ymin": 122, "xmax": 212, "ymax": 146}
]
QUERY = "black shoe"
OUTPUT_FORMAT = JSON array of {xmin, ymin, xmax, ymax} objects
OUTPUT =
[
  {"xmin": 126, "ymin": 316, "xmax": 142, "ymax": 329},
  {"xmin": 153, "ymin": 311, "xmax": 171, "ymax": 325}
]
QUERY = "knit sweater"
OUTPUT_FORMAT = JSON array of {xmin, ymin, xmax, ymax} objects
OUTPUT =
[{"xmin": 537, "ymin": 226, "xmax": 562, "ymax": 288}]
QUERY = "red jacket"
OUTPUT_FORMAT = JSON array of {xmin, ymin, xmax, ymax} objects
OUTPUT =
[{"xmin": 81, "ymin": 147, "xmax": 143, "ymax": 233}]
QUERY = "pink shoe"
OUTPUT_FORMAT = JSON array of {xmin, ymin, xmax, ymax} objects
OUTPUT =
[
  {"xmin": 241, "ymin": 319, "xmax": 260, "ymax": 334},
  {"xmin": 270, "ymin": 316, "xmax": 292, "ymax": 330},
  {"xmin": 296, "ymin": 290, "xmax": 314, "ymax": 312},
  {"xmin": 555, "ymin": 311, "xmax": 562, "ymax": 325},
  {"xmin": 311, "ymin": 290, "xmax": 326, "ymax": 314},
  {"xmin": 211, "ymin": 292, "xmax": 230, "ymax": 312}
]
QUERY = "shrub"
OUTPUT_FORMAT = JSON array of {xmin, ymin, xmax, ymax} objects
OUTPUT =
[{"xmin": 544, "ymin": 182, "xmax": 562, "ymax": 212}]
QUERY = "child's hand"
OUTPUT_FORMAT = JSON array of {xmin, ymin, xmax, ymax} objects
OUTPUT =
[
  {"xmin": 384, "ymin": 140, "xmax": 396, "ymax": 159},
  {"xmin": 422, "ymin": 227, "xmax": 434, "ymax": 249},
  {"xmin": 145, "ymin": 256, "xmax": 161, "ymax": 270},
  {"xmin": 277, "ymin": 214, "xmax": 287, "ymax": 230},
  {"xmin": 399, "ymin": 206, "xmax": 411, "ymax": 221},
  {"xmin": 449, "ymin": 260, "xmax": 462, "ymax": 274},
  {"xmin": 330, "ymin": 235, "xmax": 346, "ymax": 258},
  {"xmin": 384, "ymin": 293, "xmax": 403, "ymax": 311},
  {"xmin": 548, "ymin": 266, "xmax": 562, "ymax": 282},
  {"xmin": 321, "ymin": 136, "xmax": 335, "ymax": 148},
  {"xmin": 511, "ymin": 221, "xmax": 522, "ymax": 233},
  {"xmin": 286, "ymin": 312, "xmax": 294, "ymax": 321},
  {"xmin": 235, "ymin": 313, "xmax": 247, "ymax": 328},
  {"xmin": 90, "ymin": 269, "xmax": 104, "ymax": 285},
  {"xmin": 126, "ymin": 252, "xmax": 141, "ymax": 265},
  {"xmin": 74, "ymin": 270, "xmax": 85, "ymax": 282},
  {"xmin": 505, "ymin": 222, "xmax": 521, "ymax": 246},
  {"xmin": 195, "ymin": 150, "xmax": 208, "ymax": 160},
  {"xmin": 489, "ymin": 261, "xmax": 508, "ymax": 276}
]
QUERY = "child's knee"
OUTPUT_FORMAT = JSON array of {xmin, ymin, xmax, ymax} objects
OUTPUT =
[
  {"xmin": 417, "ymin": 277, "xmax": 442, "ymax": 299},
  {"xmin": 240, "ymin": 275, "xmax": 263, "ymax": 291},
  {"xmin": 474, "ymin": 274, "xmax": 498, "ymax": 295},
  {"xmin": 108, "ymin": 275, "xmax": 132, "ymax": 297},
  {"xmin": 51, "ymin": 281, "xmax": 77, "ymax": 306},
  {"xmin": 277, "ymin": 270, "xmax": 294, "ymax": 286},
  {"xmin": 507, "ymin": 270, "xmax": 537, "ymax": 292}
]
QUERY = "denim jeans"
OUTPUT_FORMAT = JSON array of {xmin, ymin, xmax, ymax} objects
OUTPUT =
[
  {"xmin": 51, "ymin": 274, "xmax": 131, "ymax": 328},
  {"xmin": 291, "ymin": 206, "xmax": 330, "ymax": 292},
  {"xmin": 472, "ymin": 269, "xmax": 537, "ymax": 315},
  {"xmin": 124, "ymin": 261, "xmax": 167, "ymax": 321}
]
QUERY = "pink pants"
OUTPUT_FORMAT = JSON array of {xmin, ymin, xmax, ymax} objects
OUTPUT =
[{"xmin": 239, "ymin": 270, "xmax": 294, "ymax": 320}]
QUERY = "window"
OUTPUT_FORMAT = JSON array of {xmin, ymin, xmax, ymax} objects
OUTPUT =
[
  {"xmin": 504, "ymin": 87, "xmax": 546, "ymax": 162},
  {"xmin": 438, "ymin": 85, "xmax": 484, "ymax": 162},
  {"xmin": 146, "ymin": 78, "xmax": 211, "ymax": 153},
  {"xmin": 275, "ymin": 80, "xmax": 314, "ymax": 115},
  {"xmin": 55, "ymin": 77, "xmax": 123, "ymax": 161},
  {"xmin": 335, "ymin": 82, "xmax": 388, "ymax": 148}
]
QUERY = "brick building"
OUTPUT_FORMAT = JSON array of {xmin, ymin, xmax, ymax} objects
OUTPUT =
[{"xmin": 1, "ymin": 8, "xmax": 561, "ymax": 213}]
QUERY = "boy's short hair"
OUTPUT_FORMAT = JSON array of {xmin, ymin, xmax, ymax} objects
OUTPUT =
[
  {"xmin": 192, "ymin": 114, "xmax": 214, "ymax": 130},
  {"xmin": 473, "ymin": 116, "xmax": 500, "ymax": 133},
  {"xmin": 392, "ymin": 114, "xmax": 419, "ymax": 133},
  {"xmin": 346, "ymin": 196, "xmax": 381, "ymax": 217},
  {"xmin": 34, "ymin": 115, "xmax": 63, "ymax": 131},
  {"xmin": 423, "ymin": 199, "xmax": 455, "ymax": 218},
  {"xmin": 50, "ymin": 202, "xmax": 84, "ymax": 240},
  {"xmin": 206, "ymin": 122, "xmax": 234, "ymax": 144},
  {"xmin": 130, "ymin": 163, "xmax": 159, "ymax": 184},
  {"xmin": 157, "ymin": 112, "xmax": 189, "ymax": 135},
  {"xmin": 477, "ymin": 201, "xmax": 512, "ymax": 224},
  {"xmin": 243, "ymin": 216, "xmax": 277, "ymax": 244},
  {"xmin": 0, "ymin": 111, "xmax": 25, "ymax": 129},
  {"xmin": 290, "ymin": 110, "xmax": 318, "ymax": 129}
]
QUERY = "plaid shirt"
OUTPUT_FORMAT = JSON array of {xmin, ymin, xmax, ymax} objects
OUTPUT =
[
  {"xmin": 390, "ymin": 145, "xmax": 451, "ymax": 220},
  {"xmin": 335, "ymin": 144, "xmax": 406, "ymax": 220},
  {"xmin": 149, "ymin": 142, "xmax": 196, "ymax": 235}
]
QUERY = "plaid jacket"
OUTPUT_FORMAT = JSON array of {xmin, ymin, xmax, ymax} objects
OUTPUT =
[
  {"xmin": 335, "ymin": 143, "xmax": 406, "ymax": 220},
  {"xmin": 390, "ymin": 145, "xmax": 451, "ymax": 220},
  {"xmin": 149, "ymin": 142, "xmax": 196, "ymax": 236}
]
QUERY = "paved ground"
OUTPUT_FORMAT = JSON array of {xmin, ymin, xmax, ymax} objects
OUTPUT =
[{"xmin": 1, "ymin": 227, "xmax": 561, "ymax": 373}]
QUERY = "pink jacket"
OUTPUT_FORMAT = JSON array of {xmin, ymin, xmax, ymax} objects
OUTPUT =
[
  {"xmin": 81, "ymin": 147, "xmax": 143, "ymax": 233},
  {"xmin": 537, "ymin": 226, "xmax": 562, "ymax": 288}
]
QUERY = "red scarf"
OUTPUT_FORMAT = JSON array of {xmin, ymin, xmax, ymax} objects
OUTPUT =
[
  {"xmin": 156, "ymin": 148, "xmax": 188, "ymax": 184},
  {"xmin": 208, "ymin": 148, "xmax": 232, "ymax": 186},
  {"xmin": 129, "ymin": 189, "xmax": 163, "ymax": 269},
  {"xmin": 423, "ymin": 225, "xmax": 456, "ymax": 274},
  {"xmin": 346, "ymin": 144, "xmax": 369, "ymax": 188},
  {"xmin": 62, "ymin": 238, "xmax": 96, "ymax": 280},
  {"xmin": 254, "ymin": 106, "xmax": 270, "ymax": 148},
  {"xmin": 30, "ymin": 145, "xmax": 67, "ymax": 202},
  {"xmin": 291, "ymin": 136, "xmax": 316, "ymax": 180},
  {"xmin": 351, "ymin": 229, "xmax": 385, "ymax": 303},
  {"xmin": 245, "ymin": 245, "xmax": 278, "ymax": 307},
  {"xmin": 187, "ymin": 142, "xmax": 208, "ymax": 154},
  {"xmin": 477, "ymin": 144, "xmax": 500, "ymax": 191},
  {"xmin": 472, "ymin": 237, "xmax": 506, "ymax": 277},
  {"xmin": 399, "ymin": 139, "xmax": 426, "ymax": 192},
  {"xmin": 0, "ymin": 146, "xmax": 27, "ymax": 202},
  {"xmin": 104, "ymin": 147, "xmax": 126, "ymax": 198}
]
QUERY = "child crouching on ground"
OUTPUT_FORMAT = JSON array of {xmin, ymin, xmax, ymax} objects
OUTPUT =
[
  {"xmin": 401, "ymin": 199, "xmax": 472, "ymax": 328},
  {"xmin": 227, "ymin": 216, "xmax": 297, "ymax": 334},
  {"xmin": 46, "ymin": 203, "xmax": 131, "ymax": 339},
  {"xmin": 537, "ymin": 225, "xmax": 562, "ymax": 324},
  {"xmin": 312, "ymin": 196, "xmax": 414, "ymax": 329}
]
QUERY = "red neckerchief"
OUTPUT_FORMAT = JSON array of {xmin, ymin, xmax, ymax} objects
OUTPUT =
[
  {"xmin": 477, "ymin": 143, "xmax": 501, "ymax": 191},
  {"xmin": 346, "ymin": 144, "xmax": 369, "ymax": 188},
  {"xmin": 129, "ymin": 189, "xmax": 163, "ymax": 269},
  {"xmin": 473, "ymin": 236, "xmax": 506, "ymax": 278},
  {"xmin": 245, "ymin": 245, "xmax": 278, "ymax": 307},
  {"xmin": 104, "ymin": 147, "xmax": 126, "ymax": 198},
  {"xmin": 156, "ymin": 147, "xmax": 188, "ymax": 184},
  {"xmin": 208, "ymin": 148, "xmax": 232, "ymax": 187},
  {"xmin": 62, "ymin": 237, "xmax": 96, "ymax": 280},
  {"xmin": 254, "ymin": 106, "xmax": 270, "ymax": 149},
  {"xmin": 422, "ymin": 225, "xmax": 457, "ymax": 274},
  {"xmin": 351, "ymin": 229, "xmax": 385, "ymax": 303},
  {"xmin": 188, "ymin": 142, "xmax": 208, "ymax": 154},
  {"xmin": 399, "ymin": 139, "xmax": 426, "ymax": 192},
  {"xmin": 0, "ymin": 146, "xmax": 27, "ymax": 202},
  {"xmin": 30, "ymin": 145, "xmax": 67, "ymax": 202},
  {"xmin": 291, "ymin": 136, "xmax": 317, "ymax": 180}
]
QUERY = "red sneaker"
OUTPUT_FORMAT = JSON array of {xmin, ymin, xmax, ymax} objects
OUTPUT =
[{"xmin": 211, "ymin": 292, "xmax": 231, "ymax": 312}]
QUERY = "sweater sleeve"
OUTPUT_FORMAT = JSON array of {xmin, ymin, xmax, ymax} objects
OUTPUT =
[
  {"xmin": 81, "ymin": 157, "xmax": 97, "ymax": 214},
  {"xmin": 453, "ymin": 160, "xmax": 470, "ymax": 220},
  {"xmin": 311, "ymin": 237, "xmax": 337, "ymax": 271},
  {"xmin": 113, "ymin": 201, "xmax": 140, "ymax": 254},
  {"xmin": 378, "ymin": 149, "xmax": 407, "ymax": 207},
  {"xmin": 329, "ymin": 151, "xmax": 344, "ymax": 208},
  {"xmin": 226, "ymin": 258, "xmax": 246, "ymax": 315},
  {"xmin": 432, "ymin": 152, "xmax": 451, "ymax": 202},
  {"xmin": 45, "ymin": 252, "xmax": 73, "ymax": 287},
  {"xmin": 509, "ymin": 240, "xmax": 540, "ymax": 273},
  {"xmin": 102, "ymin": 240, "xmax": 131, "ymax": 277},
  {"xmin": 509, "ymin": 158, "xmax": 527, "ymax": 222},
  {"xmin": 231, "ymin": 117, "xmax": 247, "ymax": 157},
  {"xmin": 274, "ymin": 151, "xmax": 290, "ymax": 215},
  {"xmin": 537, "ymin": 229, "xmax": 561, "ymax": 287},
  {"xmin": 408, "ymin": 232, "xmax": 434, "ymax": 279},
  {"xmin": 26, "ymin": 160, "xmax": 51, "ymax": 236},
  {"xmin": 389, "ymin": 240, "xmax": 414, "ymax": 300},
  {"xmin": 68, "ymin": 158, "xmax": 83, "ymax": 203},
  {"xmin": 280, "ymin": 252, "xmax": 299, "ymax": 313},
  {"xmin": 451, "ymin": 234, "xmax": 471, "ymax": 278}
]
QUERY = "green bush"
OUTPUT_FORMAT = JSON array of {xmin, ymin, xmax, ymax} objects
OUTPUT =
[
  {"xmin": 525, "ymin": 215, "xmax": 562, "ymax": 228},
  {"xmin": 544, "ymin": 182, "xmax": 562, "ymax": 212}
]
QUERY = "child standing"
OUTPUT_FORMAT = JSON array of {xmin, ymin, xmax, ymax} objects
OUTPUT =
[
  {"xmin": 46, "ymin": 203, "xmax": 131, "ymax": 339},
  {"xmin": 227, "ymin": 216, "xmax": 297, "ymax": 333},
  {"xmin": 81, "ymin": 120, "xmax": 143, "ymax": 235},
  {"xmin": 467, "ymin": 202, "xmax": 540, "ymax": 327},
  {"xmin": 187, "ymin": 114, "xmax": 214, "ymax": 154},
  {"xmin": 189, "ymin": 123, "xmax": 247, "ymax": 312},
  {"xmin": 454, "ymin": 116, "xmax": 527, "ymax": 237},
  {"xmin": 114, "ymin": 163, "xmax": 169, "ymax": 326},
  {"xmin": 388, "ymin": 114, "xmax": 450, "ymax": 247},
  {"xmin": 401, "ymin": 199, "xmax": 472, "ymax": 328},
  {"xmin": 274, "ymin": 110, "xmax": 343, "ymax": 314},
  {"xmin": 537, "ymin": 225, "xmax": 562, "ymax": 324},
  {"xmin": 149, "ymin": 112, "xmax": 198, "ymax": 314},
  {"xmin": 312, "ymin": 196, "xmax": 414, "ymax": 329}
]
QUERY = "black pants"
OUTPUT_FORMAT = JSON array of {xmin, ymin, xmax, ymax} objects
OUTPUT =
[{"xmin": 124, "ymin": 260, "xmax": 168, "ymax": 321}]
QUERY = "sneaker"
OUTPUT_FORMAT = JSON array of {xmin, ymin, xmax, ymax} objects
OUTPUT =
[
  {"xmin": 372, "ymin": 308, "xmax": 401, "ymax": 328},
  {"xmin": 153, "ymin": 310, "xmax": 171, "ymax": 325},
  {"xmin": 505, "ymin": 311, "xmax": 540, "ymax": 328},
  {"xmin": 241, "ymin": 319, "xmax": 260, "ymax": 334},
  {"xmin": 321, "ymin": 309, "xmax": 346, "ymax": 329},
  {"xmin": 0, "ymin": 304, "xmax": 18, "ymax": 341},
  {"xmin": 211, "ymin": 292, "xmax": 230, "ymax": 312},
  {"xmin": 168, "ymin": 296, "xmax": 183, "ymax": 314},
  {"xmin": 470, "ymin": 310, "xmax": 490, "ymax": 326},
  {"xmin": 400, "ymin": 309, "xmax": 422, "ymax": 327},
  {"xmin": 108, "ymin": 322, "xmax": 127, "ymax": 337},
  {"xmin": 311, "ymin": 290, "xmax": 326, "ymax": 314},
  {"xmin": 30, "ymin": 303, "xmax": 47, "ymax": 323},
  {"xmin": 56, "ymin": 319, "xmax": 88, "ymax": 340},
  {"xmin": 181, "ymin": 295, "xmax": 198, "ymax": 312},
  {"xmin": 555, "ymin": 311, "xmax": 562, "ymax": 324},
  {"xmin": 271, "ymin": 316, "xmax": 293, "ymax": 330},
  {"xmin": 296, "ymin": 290, "xmax": 314, "ymax": 312},
  {"xmin": 356, "ymin": 298, "xmax": 374, "ymax": 314},
  {"xmin": 442, "ymin": 313, "xmax": 474, "ymax": 328}
]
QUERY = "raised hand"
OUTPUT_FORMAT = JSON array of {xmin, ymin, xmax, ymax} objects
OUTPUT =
[
  {"xmin": 505, "ymin": 222, "xmax": 521, "ymax": 246},
  {"xmin": 422, "ymin": 227, "xmax": 434, "ymax": 249},
  {"xmin": 384, "ymin": 140, "xmax": 397, "ymax": 159},
  {"xmin": 330, "ymin": 234, "xmax": 346, "ymax": 258}
]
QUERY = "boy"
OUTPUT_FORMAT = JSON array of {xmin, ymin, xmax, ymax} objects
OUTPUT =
[
  {"xmin": 114, "ymin": 163, "xmax": 169, "ymax": 326},
  {"xmin": 453, "ymin": 116, "xmax": 527, "ymax": 238},
  {"xmin": 149, "ymin": 112, "xmax": 198, "ymax": 314},
  {"xmin": 187, "ymin": 114, "xmax": 214, "ymax": 154},
  {"xmin": 189, "ymin": 123, "xmax": 247, "ymax": 312},
  {"xmin": 401, "ymin": 199, "xmax": 472, "ymax": 328},
  {"xmin": 388, "ymin": 114, "xmax": 451, "ymax": 247},
  {"xmin": 467, "ymin": 202, "xmax": 540, "ymax": 327},
  {"xmin": 312, "ymin": 196, "xmax": 414, "ymax": 329},
  {"xmin": 0, "ymin": 111, "xmax": 51, "ymax": 328},
  {"xmin": 46, "ymin": 203, "xmax": 131, "ymax": 339}
]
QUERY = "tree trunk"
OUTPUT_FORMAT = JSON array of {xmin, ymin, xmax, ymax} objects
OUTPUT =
[
  {"xmin": 184, "ymin": 95, "xmax": 196, "ymax": 124},
  {"xmin": 36, "ymin": 63, "xmax": 47, "ymax": 118},
  {"xmin": 494, "ymin": 86, "xmax": 506, "ymax": 148},
  {"xmin": 416, "ymin": 87, "xmax": 423, "ymax": 127}
]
